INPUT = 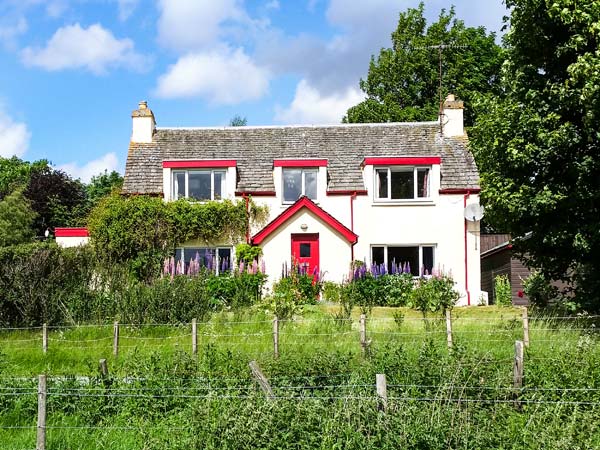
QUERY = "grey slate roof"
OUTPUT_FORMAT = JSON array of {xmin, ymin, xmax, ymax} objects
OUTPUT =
[{"xmin": 122, "ymin": 122, "xmax": 479, "ymax": 195}]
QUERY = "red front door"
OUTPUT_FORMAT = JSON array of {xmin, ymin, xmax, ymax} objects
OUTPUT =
[{"xmin": 291, "ymin": 233, "xmax": 319, "ymax": 276}]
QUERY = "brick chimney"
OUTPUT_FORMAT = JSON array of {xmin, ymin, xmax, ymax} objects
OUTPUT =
[
  {"xmin": 131, "ymin": 101, "xmax": 155, "ymax": 143},
  {"xmin": 441, "ymin": 94, "xmax": 464, "ymax": 137}
]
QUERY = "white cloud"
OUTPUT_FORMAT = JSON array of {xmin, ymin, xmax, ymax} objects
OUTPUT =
[
  {"xmin": 57, "ymin": 152, "xmax": 120, "ymax": 183},
  {"xmin": 155, "ymin": 47, "xmax": 270, "ymax": 105},
  {"xmin": 0, "ymin": 109, "xmax": 30, "ymax": 158},
  {"xmin": 21, "ymin": 23, "xmax": 147, "ymax": 75},
  {"xmin": 275, "ymin": 79, "xmax": 363, "ymax": 124},
  {"xmin": 265, "ymin": 0, "xmax": 280, "ymax": 10},
  {"xmin": 0, "ymin": 16, "xmax": 27, "ymax": 49},
  {"xmin": 117, "ymin": 0, "xmax": 139, "ymax": 21},
  {"xmin": 45, "ymin": 0, "xmax": 67, "ymax": 18},
  {"xmin": 157, "ymin": 0, "xmax": 247, "ymax": 52}
]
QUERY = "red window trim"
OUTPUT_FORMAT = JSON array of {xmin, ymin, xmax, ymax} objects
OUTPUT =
[
  {"xmin": 235, "ymin": 191, "xmax": 277, "ymax": 197},
  {"xmin": 326, "ymin": 190, "xmax": 368, "ymax": 196},
  {"xmin": 55, "ymin": 227, "xmax": 89, "ymax": 237},
  {"xmin": 252, "ymin": 196, "xmax": 358, "ymax": 245},
  {"xmin": 363, "ymin": 157, "xmax": 441, "ymax": 166},
  {"xmin": 273, "ymin": 159, "xmax": 327, "ymax": 167},
  {"xmin": 163, "ymin": 160, "xmax": 237, "ymax": 168},
  {"xmin": 439, "ymin": 188, "xmax": 481, "ymax": 195}
]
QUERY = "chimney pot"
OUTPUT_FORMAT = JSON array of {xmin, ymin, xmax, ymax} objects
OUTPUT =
[
  {"xmin": 441, "ymin": 93, "xmax": 464, "ymax": 137},
  {"xmin": 139, "ymin": 101, "xmax": 148, "ymax": 110}
]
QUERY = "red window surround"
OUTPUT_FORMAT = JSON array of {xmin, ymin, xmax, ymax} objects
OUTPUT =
[
  {"xmin": 363, "ymin": 157, "xmax": 441, "ymax": 166},
  {"xmin": 163, "ymin": 160, "xmax": 237, "ymax": 168},
  {"xmin": 273, "ymin": 159, "xmax": 327, "ymax": 167}
]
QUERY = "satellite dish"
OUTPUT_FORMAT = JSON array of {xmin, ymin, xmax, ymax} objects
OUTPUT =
[{"xmin": 464, "ymin": 203, "xmax": 485, "ymax": 222}]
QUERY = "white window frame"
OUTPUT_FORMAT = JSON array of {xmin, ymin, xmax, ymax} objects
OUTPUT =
[
  {"xmin": 172, "ymin": 169, "xmax": 227, "ymax": 201},
  {"xmin": 176, "ymin": 246, "xmax": 232, "ymax": 275},
  {"xmin": 282, "ymin": 168, "xmax": 318, "ymax": 204},
  {"xmin": 374, "ymin": 166, "xmax": 431, "ymax": 201},
  {"xmin": 371, "ymin": 244, "xmax": 436, "ymax": 276}
]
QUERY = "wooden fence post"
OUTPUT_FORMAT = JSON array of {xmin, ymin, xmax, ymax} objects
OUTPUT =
[
  {"xmin": 37, "ymin": 374, "xmax": 47, "ymax": 450},
  {"xmin": 522, "ymin": 307, "xmax": 530, "ymax": 347},
  {"xmin": 249, "ymin": 360, "xmax": 275, "ymax": 401},
  {"xmin": 376, "ymin": 373, "xmax": 388, "ymax": 412},
  {"xmin": 192, "ymin": 318, "xmax": 198, "ymax": 356},
  {"xmin": 445, "ymin": 310, "xmax": 453, "ymax": 350},
  {"xmin": 513, "ymin": 340, "xmax": 524, "ymax": 409},
  {"xmin": 99, "ymin": 359, "xmax": 108, "ymax": 377},
  {"xmin": 42, "ymin": 324, "xmax": 48, "ymax": 354},
  {"xmin": 273, "ymin": 317, "xmax": 279, "ymax": 359},
  {"xmin": 360, "ymin": 314, "xmax": 367, "ymax": 356},
  {"xmin": 113, "ymin": 321, "xmax": 119, "ymax": 357}
]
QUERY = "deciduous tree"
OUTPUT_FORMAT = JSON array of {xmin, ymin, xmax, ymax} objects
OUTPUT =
[
  {"xmin": 345, "ymin": 2, "xmax": 504, "ymax": 125},
  {"xmin": 470, "ymin": 0, "xmax": 600, "ymax": 309}
]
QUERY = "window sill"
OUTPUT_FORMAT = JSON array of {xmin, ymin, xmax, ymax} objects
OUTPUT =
[{"xmin": 372, "ymin": 199, "xmax": 435, "ymax": 206}]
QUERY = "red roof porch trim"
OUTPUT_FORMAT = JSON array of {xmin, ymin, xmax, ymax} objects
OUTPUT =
[
  {"xmin": 162, "ymin": 160, "xmax": 237, "ymax": 168},
  {"xmin": 326, "ymin": 189, "xmax": 368, "ymax": 196},
  {"xmin": 273, "ymin": 159, "xmax": 327, "ymax": 167},
  {"xmin": 363, "ymin": 157, "xmax": 441, "ymax": 166},
  {"xmin": 55, "ymin": 227, "xmax": 89, "ymax": 237},
  {"xmin": 251, "ymin": 196, "xmax": 358, "ymax": 245}
]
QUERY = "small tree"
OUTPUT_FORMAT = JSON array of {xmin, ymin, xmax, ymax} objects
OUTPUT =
[
  {"xmin": 0, "ymin": 189, "xmax": 37, "ymax": 246},
  {"xmin": 229, "ymin": 115, "xmax": 247, "ymax": 127}
]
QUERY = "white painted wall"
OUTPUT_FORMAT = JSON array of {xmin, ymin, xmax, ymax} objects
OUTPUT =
[
  {"xmin": 56, "ymin": 236, "xmax": 90, "ymax": 248},
  {"xmin": 170, "ymin": 162, "xmax": 481, "ymax": 305}
]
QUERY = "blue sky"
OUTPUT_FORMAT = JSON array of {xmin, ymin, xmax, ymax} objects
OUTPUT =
[{"xmin": 0, "ymin": 0, "xmax": 507, "ymax": 182}]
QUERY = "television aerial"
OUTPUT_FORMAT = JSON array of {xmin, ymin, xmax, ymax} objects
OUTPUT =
[{"xmin": 464, "ymin": 203, "xmax": 485, "ymax": 222}]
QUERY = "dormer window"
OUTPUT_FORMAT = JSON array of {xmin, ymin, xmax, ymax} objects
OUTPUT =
[
  {"xmin": 172, "ymin": 169, "xmax": 226, "ymax": 201},
  {"xmin": 364, "ymin": 157, "xmax": 440, "ymax": 202},
  {"xmin": 274, "ymin": 159, "xmax": 327, "ymax": 204},
  {"xmin": 163, "ymin": 160, "xmax": 236, "ymax": 202},
  {"xmin": 375, "ymin": 167, "xmax": 430, "ymax": 200},
  {"xmin": 283, "ymin": 168, "xmax": 317, "ymax": 203}
]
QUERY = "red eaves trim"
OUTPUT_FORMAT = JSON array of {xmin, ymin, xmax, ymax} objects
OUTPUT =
[
  {"xmin": 363, "ymin": 157, "xmax": 441, "ymax": 166},
  {"xmin": 273, "ymin": 159, "xmax": 327, "ymax": 167},
  {"xmin": 55, "ymin": 227, "xmax": 89, "ymax": 237},
  {"xmin": 326, "ymin": 190, "xmax": 368, "ymax": 196},
  {"xmin": 163, "ymin": 160, "xmax": 237, "ymax": 168},
  {"xmin": 251, "ymin": 196, "xmax": 358, "ymax": 245},
  {"xmin": 440, "ymin": 188, "xmax": 481, "ymax": 195},
  {"xmin": 235, "ymin": 191, "xmax": 277, "ymax": 197}
]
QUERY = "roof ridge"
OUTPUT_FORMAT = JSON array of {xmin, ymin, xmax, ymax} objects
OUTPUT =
[{"xmin": 155, "ymin": 121, "xmax": 439, "ymax": 131}]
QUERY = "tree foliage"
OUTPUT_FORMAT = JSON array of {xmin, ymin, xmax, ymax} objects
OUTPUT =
[
  {"xmin": 345, "ymin": 2, "xmax": 504, "ymax": 125},
  {"xmin": 229, "ymin": 115, "xmax": 247, "ymax": 126},
  {"xmin": 470, "ymin": 0, "xmax": 600, "ymax": 309},
  {"xmin": 25, "ymin": 165, "xmax": 87, "ymax": 235},
  {"xmin": 0, "ymin": 189, "xmax": 37, "ymax": 247},
  {"xmin": 88, "ymin": 194, "xmax": 268, "ymax": 280},
  {"xmin": 86, "ymin": 170, "xmax": 123, "ymax": 209},
  {"xmin": 0, "ymin": 156, "xmax": 48, "ymax": 200}
]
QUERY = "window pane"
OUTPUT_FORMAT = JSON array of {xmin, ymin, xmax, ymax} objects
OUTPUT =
[
  {"xmin": 173, "ymin": 172, "xmax": 185, "ymax": 199},
  {"xmin": 213, "ymin": 171, "xmax": 225, "ymax": 200},
  {"xmin": 372, "ymin": 246, "xmax": 385, "ymax": 265},
  {"xmin": 376, "ymin": 169, "xmax": 388, "ymax": 199},
  {"xmin": 422, "ymin": 246, "xmax": 434, "ymax": 275},
  {"xmin": 218, "ymin": 248, "xmax": 231, "ymax": 273},
  {"xmin": 417, "ymin": 168, "xmax": 430, "ymax": 198},
  {"xmin": 388, "ymin": 246, "xmax": 419, "ymax": 276},
  {"xmin": 390, "ymin": 169, "xmax": 414, "ymax": 199},
  {"xmin": 304, "ymin": 171, "xmax": 317, "ymax": 200},
  {"xmin": 188, "ymin": 171, "xmax": 211, "ymax": 201},
  {"xmin": 283, "ymin": 169, "xmax": 302, "ymax": 202},
  {"xmin": 299, "ymin": 243, "xmax": 311, "ymax": 257}
]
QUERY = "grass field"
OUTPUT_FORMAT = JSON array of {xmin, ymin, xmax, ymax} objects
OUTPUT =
[{"xmin": 1, "ymin": 305, "xmax": 599, "ymax": 449}]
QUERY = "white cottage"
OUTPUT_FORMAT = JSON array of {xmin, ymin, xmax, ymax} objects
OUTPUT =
[{"xmin": 122, "ymin": 96, "xmax": 482, "ymax": 305}]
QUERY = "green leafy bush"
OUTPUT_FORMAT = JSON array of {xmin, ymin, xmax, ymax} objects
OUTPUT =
[
  {"xmin": 523, "ymin": 271, "xmax": 560, "ymax": 308},
  {"xmin": 234, "ymin": 243, "xmax": 262, "ymax": 264},
  {"xmin": 494, "ymin": 274, "xmax": 512, "ymax": 306},
  {"xmin": 382, "ymin": 273, "xmax": 414, "ymax": 306},
  {"xmin": 409, "ymin": 275, "xmax": 459, "ymax": 315}
]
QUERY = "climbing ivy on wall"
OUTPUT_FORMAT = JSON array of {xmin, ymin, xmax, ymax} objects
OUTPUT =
[{"xmin": 88, "ymin": 194, "xmax": 268, "ymax": 279}]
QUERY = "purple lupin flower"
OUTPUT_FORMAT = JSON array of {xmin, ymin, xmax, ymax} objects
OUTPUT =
[
  {"xmin": 260, "ymin": 259, "xmax": 266, "ymax": 274},
  {"xmin": 380, "ymin": 263, "xmax": 387, "ymax": 275},
  {"xmin": 407, "ymin": 262, "xmax": 411, "ymax": 274}
]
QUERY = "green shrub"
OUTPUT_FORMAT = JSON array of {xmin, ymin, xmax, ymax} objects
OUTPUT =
[
  {"xmin": 494, "ymin": 274, "xmax": 512, "ymax": 306},
  {"xmin": 409, "ymin": 275, "xmax": 459, "ymax": 315},
  {"xmin": 382, "ymin": 273, "xmax": 414, "ymax": 306},
  {"xmin": 234, "ymin": 243, "xmax": 262, "ymax": 264},
  {"xmin": 523, "ymin": 271, "xmax": 560, "ymax": 308}
]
